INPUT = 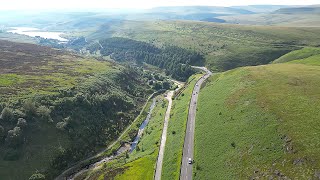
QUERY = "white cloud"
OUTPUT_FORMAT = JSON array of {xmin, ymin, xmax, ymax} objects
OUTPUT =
[{"xmin": 0, "ymin": 0, "xmax": 319, "ymax": 10}]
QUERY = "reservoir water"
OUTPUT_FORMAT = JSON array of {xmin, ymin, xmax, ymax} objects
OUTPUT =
[{"xmin": 8, "ymin": 27, "xmax": 68, "ymax": 42}]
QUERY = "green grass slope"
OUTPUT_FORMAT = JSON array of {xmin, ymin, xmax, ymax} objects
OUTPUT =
[
  {"xmin": 194, "ymin": 60, "xmax": 320, "ymax": 179},
  {"xmin": 273, "ymin": 47, "xmax": 320, "ymax": 63},
  {"xmin": 288, "ymin": 54, "xmax": 320, "ymax": 66}
]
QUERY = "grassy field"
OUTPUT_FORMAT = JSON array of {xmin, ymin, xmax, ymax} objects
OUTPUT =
[
  {"xmin": 194, "ymin": 57, "xmax": 320, "ymax": 179},
  {"xmin": 161, "ymin": 73, "xmax": 202, "ymax": 180}
]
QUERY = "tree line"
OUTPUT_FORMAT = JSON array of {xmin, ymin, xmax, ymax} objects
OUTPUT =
[{"xmin": 88, "ymin": 37, "xmax": 204, "ymax": 81}]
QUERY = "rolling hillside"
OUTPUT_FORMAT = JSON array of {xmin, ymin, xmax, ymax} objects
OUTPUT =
[
  {"xmin": 194, "ymin": 50, "xmax": 320, "ymax": 179},
  {"xmin": 86, "ymin": 20, "xmax": 320, "ymax": 72},
  {"xmin": 0, "ymin": 40, "xmax": 150, "ymax": 179},
  {"xmin": 274, "ymin": 6, "xmax": 320, "ymax": 14}
]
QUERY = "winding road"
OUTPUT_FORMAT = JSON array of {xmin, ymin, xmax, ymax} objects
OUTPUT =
[{"xmin": 180, "ymin": 67, "xmax": 212, "ymax": 180}]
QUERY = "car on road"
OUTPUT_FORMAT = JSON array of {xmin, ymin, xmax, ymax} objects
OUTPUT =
[{"xmin": 188, "ymin": 158, "xmax": 193, "ymax": 164}]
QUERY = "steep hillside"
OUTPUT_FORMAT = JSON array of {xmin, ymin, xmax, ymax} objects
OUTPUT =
[
  {"xmin": 0, "ymin": 40, "xmax": 151, "ymax": 179},
  {"xmin": 194, "ymin": 56, "xmax": 320, "ymax": 179}
]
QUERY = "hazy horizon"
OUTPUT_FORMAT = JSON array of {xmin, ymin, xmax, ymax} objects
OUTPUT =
[{"xmin": 0, "ymin": 0, "xmax": 319, "ymax": 10}]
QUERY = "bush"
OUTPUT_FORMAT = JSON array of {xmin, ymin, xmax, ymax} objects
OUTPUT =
[
  {"xmin": 3, "ymin": 148, "xmax": 21, "ymax": 161},
  {"xmin": 231, "ymin": 142, "xmax": 236, "ymax": 148},
  {"xmin": 23, "ymin": 100, "xmax": 37, "ymax": 117},
  {"xmin": 0, "ymin": 125, "xmax": 4, "ymax": 139},
  {"xmin": 0, "ymin": 107, "xmax": 14, "ymax": 122},
  {"xmin": 29, "ymin": 173, "xmax": 45, "ymax": 180},
  {"xmin": 17, "ymin": 118, "xmax": 27, "ymax": 128},
  {"xmin": 37, "ymin": 106, "xmax": 52, "ymax": 122},
  {"xmin": 56, "ymin": 121, "xmax": 67, "ymax": 130},
  {"xmin": 162, "ymin": 81, "xmax": 171, "ymax": 90},
  {"xmin": 6, "ymin": 127, "xmax": 22, "ymax": 147}
]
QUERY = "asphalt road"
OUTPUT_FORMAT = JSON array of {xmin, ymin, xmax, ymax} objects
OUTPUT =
[{"xmin": 180, "ymin": 68, "xmax": 212, "ymax": 180}]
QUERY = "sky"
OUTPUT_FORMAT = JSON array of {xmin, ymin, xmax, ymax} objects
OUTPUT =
[{"xmin": 0, "ymin": 0, "xmax": 320, "ymax": 10}]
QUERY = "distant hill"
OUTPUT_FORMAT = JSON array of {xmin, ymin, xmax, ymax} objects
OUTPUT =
[
  {"xmin": 273, "ymin": 6, "xmax": 320, "ymax": 14},
  {"xmin": 218, "ymin": 5, "xmax": 320, "ymax": 27},
  {"xmin": 231, "ymin": 5, "xmax": 292, "ymax": 13},
  {"xmin": 149, "ymin": 6, "xmax": 254, "ymax": 15}
]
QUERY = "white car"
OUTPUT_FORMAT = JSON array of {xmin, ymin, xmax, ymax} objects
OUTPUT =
[{"xmin": 188, "ymin": 158, "xmax": 193, "ymax": 164}]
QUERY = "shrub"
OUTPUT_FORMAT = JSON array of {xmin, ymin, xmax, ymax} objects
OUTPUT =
[
  {"xmin": 56, "ymin": 121, "xmax": 67, "ymax": 130},
  {"xmin": 162, "ymin": 81, "xmax": 171, "ymax": 90},
  {"xmin": 13, "ymin": 109, "xmax": 26, "ymax": 118},
  {"xmin": 3, "ymin": 148, "xmax": 21, "ymax": 161},
  {"xmin": 0, "ymin": 107, "xmax": 14, "ymax": 122},
  {"xmin": 172, "ymin": 131, "xmax": 176, "ymax": 135},
  {"xmin": 37, "ymin": 106, "xmax": 52, "ymax": 122},
  {"xmin": 0, "ymin": 125, "xmax": 4, "ymax": 139},
  {"xmin": 23, "ymin": 100, "xmax": 37, "ymax": 117},
  {"xmin": 6, "ymin": 127, "xmax": 22, "ymax": 147},
  {"xmin": 29, "ymin": 173, "xmax": 45, "ymax": 180},
  {"xmin": 56, "ymin": 117, "xmax": 70, "ymax": 130},
  {"xmin": 231, "ymin": 142, "xmax": 236, "ymax": 148},
  {"xmin": 17, "ymin": 118, "xmax": 27, "ymax": 128}
]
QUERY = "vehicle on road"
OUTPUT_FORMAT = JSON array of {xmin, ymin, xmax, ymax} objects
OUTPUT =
[{"xmin": 188, "ymin": 158, "xmax": 193, "ymax": 164}]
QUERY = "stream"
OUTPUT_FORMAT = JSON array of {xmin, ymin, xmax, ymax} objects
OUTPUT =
[{"xmin": 130, "ymin": 98, "xmax": 157, "ymax": 152}]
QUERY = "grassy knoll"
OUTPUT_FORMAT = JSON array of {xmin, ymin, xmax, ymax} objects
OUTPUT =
[
  {"xmin": 194, "ymin": 61, "xmax": 320, "ymax": 179},
  {"xmin": 88, "ymin": 20, "xmax": 320, "ymax": 71},
  {"xmin": 161, "ymin": 74, "xmax": 202, "ymax": 180},
  {"xmin": 79, "ymin": 95, "xmax": 168, "ymax": 179},
  {"xmin": 273, "ymin": 47, "xmax": 320, "ymax": 63}
]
